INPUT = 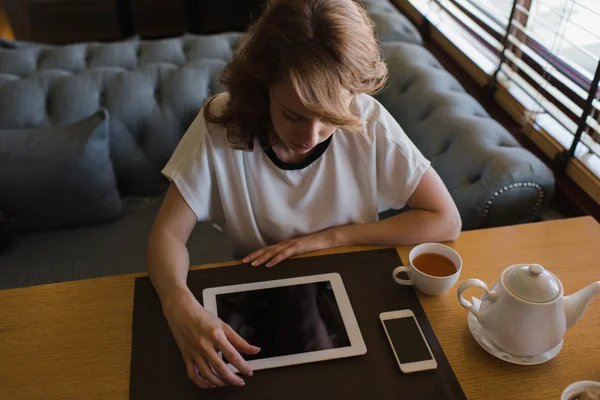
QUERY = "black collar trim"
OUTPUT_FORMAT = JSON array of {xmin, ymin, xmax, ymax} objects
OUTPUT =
[{"xmin": 263, "ymin": 135, "xmax": 333, "ymax": 170}]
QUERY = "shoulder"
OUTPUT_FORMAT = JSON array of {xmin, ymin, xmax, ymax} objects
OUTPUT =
[
  {"xmin": 346, "ymin": 94, "xmax": 429, "ymax": 167},
  {"xmin": 346, "ymin": 93, "xmax": 407, "ymax": 145},
  {"xmin": 204, "ymin": 92, "xmax": 231, "ymax": 118},
  {"xmin": 349, "ymin": 93, "xmax": 383, "ymax": 121},
  {"xmin": 184, "ymin": 92, "xmax": 230, "ymax": 146}
]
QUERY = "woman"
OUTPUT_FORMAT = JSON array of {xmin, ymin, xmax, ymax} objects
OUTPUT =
[{"xmin": 147, "ymin": 0, "xmax": 461, "ymax": 389}]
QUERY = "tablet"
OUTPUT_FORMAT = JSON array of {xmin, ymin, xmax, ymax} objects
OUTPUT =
[{"xmin": 202, "ymin": 273, "xmax": 366, "ymax": 372}]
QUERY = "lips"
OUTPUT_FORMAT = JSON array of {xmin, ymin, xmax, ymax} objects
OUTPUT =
[{"xmin": 291, "ymin": 142, "xmax": 311, "ymax": 150}]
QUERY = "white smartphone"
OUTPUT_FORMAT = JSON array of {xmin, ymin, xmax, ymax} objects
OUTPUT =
[{"xmin": 379, "ymin": 310, "xmax": 438, "ymax": 373}]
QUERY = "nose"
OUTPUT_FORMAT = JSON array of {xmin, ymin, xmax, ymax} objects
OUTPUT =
[{"xmin": 298, "ymin": 121, "xmax": 320, "ymax": 146}]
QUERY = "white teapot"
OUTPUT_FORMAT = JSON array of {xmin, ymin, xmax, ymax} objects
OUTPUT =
[{"xmin": 457, "ymin": 264, "xmax": 600, "ymax": 357}]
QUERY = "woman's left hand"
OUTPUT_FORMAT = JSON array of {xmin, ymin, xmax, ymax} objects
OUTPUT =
[{"xmin": 243, "ymin": 230, "xmax": 336, "ymax": 268}]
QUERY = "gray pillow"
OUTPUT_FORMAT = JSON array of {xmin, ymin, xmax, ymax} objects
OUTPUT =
[{"xmin": 0, "ymin": 109, "xmax": 124, "ymax": 232}]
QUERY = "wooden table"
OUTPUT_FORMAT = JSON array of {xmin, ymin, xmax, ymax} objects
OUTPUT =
[{"xmin": 1, "ymin": 216, "xmax": 599, "ymax": 399}]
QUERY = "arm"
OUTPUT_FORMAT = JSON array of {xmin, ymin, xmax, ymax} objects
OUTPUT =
[
  {"xmin": 245, "ymin": 167, "xmax": 461, "ymax": 267},
  {"xmin": 147, "ymin": 183, "xmax": 259, "ymax": 388},
  {"xmin": 147, "ymin": 183, "xmax": 197, "ymax": 309},
  {"xmin": 330, "ymin": 166, "xmax": 461, "ymax": 247}
]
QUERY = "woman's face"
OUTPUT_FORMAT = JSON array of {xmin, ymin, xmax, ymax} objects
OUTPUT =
[{"xmin": 269, "ymin": 81, "xmax": 352, "ymax": 156}]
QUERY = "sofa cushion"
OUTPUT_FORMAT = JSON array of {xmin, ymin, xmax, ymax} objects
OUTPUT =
[
  {"xmin": 0, "ymin": 197, "xmax": 233, "ymax": 289},
  {"xmin": 0, "ymin": 109, "xmax": 124, "ymax": 232},
  {"xmin": 361, "ymin": 0, "xmax": 423, "ymax": 45},
  {"xmin": 0, "ymin": 33, "xmax": 239, "ymax": 196},
  {"xmin": 376, "ymin": 42, "xmax": 554, "ymax": 228}
]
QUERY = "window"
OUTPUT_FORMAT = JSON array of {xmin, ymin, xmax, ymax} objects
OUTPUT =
[{"xmin": 394, "ymin": 0, "xmax": 600, "ymax": 204}]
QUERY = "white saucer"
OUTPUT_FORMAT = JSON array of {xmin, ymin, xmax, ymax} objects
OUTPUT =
[{"xmin": 467, "ymin": 297, "xmax": 563, "ymax": 365}]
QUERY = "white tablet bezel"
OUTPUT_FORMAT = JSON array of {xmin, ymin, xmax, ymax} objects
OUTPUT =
[{"xmin": 202, "ymin": 273, "xmax": 366, "ymax": 372}]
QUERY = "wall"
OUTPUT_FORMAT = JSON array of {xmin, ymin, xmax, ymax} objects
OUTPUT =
[
  {"xmin": 0, "ymin": 0, "xmax": 266, "ymax": 44},
  {"xmin": 0, "ymin": 0, "xmax": 14, "ymax": 39}
]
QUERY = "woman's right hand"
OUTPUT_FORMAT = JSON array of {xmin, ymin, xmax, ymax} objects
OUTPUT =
[{"xmin": 163, "ymin": 289, "xmax": 261, "ymax": 389}]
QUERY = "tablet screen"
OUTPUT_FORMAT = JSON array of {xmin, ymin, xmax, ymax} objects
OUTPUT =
[{"xmin": 216, "ymin": 281, "xmax": 351, "ymax": 360}]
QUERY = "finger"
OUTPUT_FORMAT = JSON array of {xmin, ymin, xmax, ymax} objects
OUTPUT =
[
  {"xmin": 253, "ymin": 244, "xmax": 290, "ymax": 267},
  {"xmin": 243, "ymin": 246, "xmax": 273, "ymax": 265},
  {"xmin": 203, "ymin": 344, "xmax": 246, "ymax": 387},
  {"xmin": 265, "ymin": 245, "xmax": 297, "ymax": 267},
  {"xmin": 217, "ymin": 336, "xmax": 254, "ymax": 377},
  {"xmin": 261, "ymin": 242, "xmax": 295, "ymax": 267},
  {"xmin": 223, "ymin": 324, "xmax": 261, "ymax": 356},
  {"xmin": 195, "ymin": 354, "xmax": 226, "ymax": 387},
  {"xmin": 184, "ymin": 356, "xmax": 215, "ymax": 389},
  {"xmin": 243, "ymin": 240, "xmax": 292, "ymax": 266}
]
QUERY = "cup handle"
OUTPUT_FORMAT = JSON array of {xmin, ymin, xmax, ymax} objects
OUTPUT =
[
  {"xmin": 457, "ymin": 279, "xmax": 494, "ymax": 322},
  {"xmin": 392, "ymin": 266, "xmax": 413, "ymax": 286}
]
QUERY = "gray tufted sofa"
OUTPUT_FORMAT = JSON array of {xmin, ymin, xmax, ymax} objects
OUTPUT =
[{"xmin": 0, "ymin": 0, "xmax": 554, "ymax": 289}]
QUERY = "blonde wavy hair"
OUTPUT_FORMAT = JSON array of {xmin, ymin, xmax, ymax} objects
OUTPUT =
[{"xmin": 204, "ymin": 0, "xmax": 388, "ymax": 149}]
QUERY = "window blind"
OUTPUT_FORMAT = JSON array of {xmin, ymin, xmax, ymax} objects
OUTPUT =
[{"xmin": 395, "ymin": 0, "xmax": 600, "ymax": 203}]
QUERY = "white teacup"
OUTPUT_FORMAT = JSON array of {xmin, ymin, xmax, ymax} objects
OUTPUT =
[
  {"xmin": 393, "ymin": 243, "xmax": 462, "ymax": 296},
  {"xmin": 561, "ymin": 381, "xmax": 600, "ymax": 400}
]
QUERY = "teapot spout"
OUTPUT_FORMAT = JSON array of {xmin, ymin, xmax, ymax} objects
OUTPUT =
[{"xmin": 564, "ymin": 281, "xmax": 600, "ymax": 328}]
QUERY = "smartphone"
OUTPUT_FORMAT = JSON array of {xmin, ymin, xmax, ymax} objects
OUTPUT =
[{"xmin": 379, "ymin": 310, "xmax": 437, "ymax": 373}]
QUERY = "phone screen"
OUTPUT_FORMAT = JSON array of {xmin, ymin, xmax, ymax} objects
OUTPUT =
[{"xmin": 383, "ymin": 316, "xmax": 433, "ymax": 364}]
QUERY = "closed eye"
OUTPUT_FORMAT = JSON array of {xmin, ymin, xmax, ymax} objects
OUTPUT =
[{"xmin": 282, "ymin": 112, "xmax": 302, "ymax": 122}]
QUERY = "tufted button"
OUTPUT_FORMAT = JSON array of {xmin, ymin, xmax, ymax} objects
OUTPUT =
[
  {"xmin": 36, "ymin": 49, "xmax": 46, "ymax": 68},
  {"xmin": 136, "ymin": 133, "xmax": 145, "ymax": 148},
  {"xmin": 473, "ymin": 108, "xmax": 488, "ymax": 118},
  {"xmin": 183, "ymin": 42, "xmax": 192, "ymax": 54},
  {"xmin": 469, "ymin": 174, "xmax": 481, "ymax": 184},
  {"xmin": 399, "ymin": 77, "xmax": 415, "ymax": 94},
  {"xmin": 45, "ymin": 95, "xmax": 52, "ymax": 118},
  {"xmin": 437, "ymin": 140, "xmax": 452, "ymax": 156},
  {"xmin": 419, "ymin": 106, "xmax": 435, "ymax": 121},
  {"xmin": 181, "ymin": 45, "xmax": 189, "ymax": 63}
]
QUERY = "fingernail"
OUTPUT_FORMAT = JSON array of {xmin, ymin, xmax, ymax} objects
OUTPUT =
[
  {"xmin": 247, "ymin": 370, "xmax": 253, "ymax": 376},
  {"xmin": 238, "ymin": 381, "xmax": 246, "ymax": 387},
  {"xmin": 251, "ymin": 260, "xmax": 257, "ymax": 266},
  {"xmin": 265, "ymin": 262, "xmax": 272, "ymax": 268},
  {"xmin": 243, "ymin": 257, "xmax": 249, "ymax": 263}
]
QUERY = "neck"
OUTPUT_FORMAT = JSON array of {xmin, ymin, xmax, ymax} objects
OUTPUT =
[
  {"xmin": 266, "ymin": 125, "xmax": 315, "ymax": 164},
  {"xmin": 271, "ymin": 141, "xmax": 315, "ymax": 163}
]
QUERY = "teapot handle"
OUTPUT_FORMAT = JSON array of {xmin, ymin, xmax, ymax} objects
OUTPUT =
[{"xmin": 457, "ymin": 279, "xmax": 494, "ymax": 322}]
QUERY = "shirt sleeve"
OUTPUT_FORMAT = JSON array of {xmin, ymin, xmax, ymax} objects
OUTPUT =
[
  {"xmin": 375, "ymin": 105, "xmax": 431, "ymax": 212},
  {"xmin": 161, "ymin": 107, "xmax": 224, "ymax": 222}
]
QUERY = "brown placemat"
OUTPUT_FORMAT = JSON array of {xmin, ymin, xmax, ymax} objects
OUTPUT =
[{"xmin": 129, "ymin": 248, "xmax": 466, "ymax": 399}]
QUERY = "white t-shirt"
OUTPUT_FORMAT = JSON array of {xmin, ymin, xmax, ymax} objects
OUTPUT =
[{"xmin": 162, "ymin": 93, "xmax": 430, "ymax": 257}]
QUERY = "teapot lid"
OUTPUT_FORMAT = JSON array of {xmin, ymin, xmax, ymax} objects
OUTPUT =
[{"xmin": 504, "ymin": 264, "xmax": 560, "ymax": 303}]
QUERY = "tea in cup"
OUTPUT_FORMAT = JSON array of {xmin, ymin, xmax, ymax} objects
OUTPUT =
[{"xmin": 393, "ymin": 243, "xmax": 462, "ymax": 296}]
